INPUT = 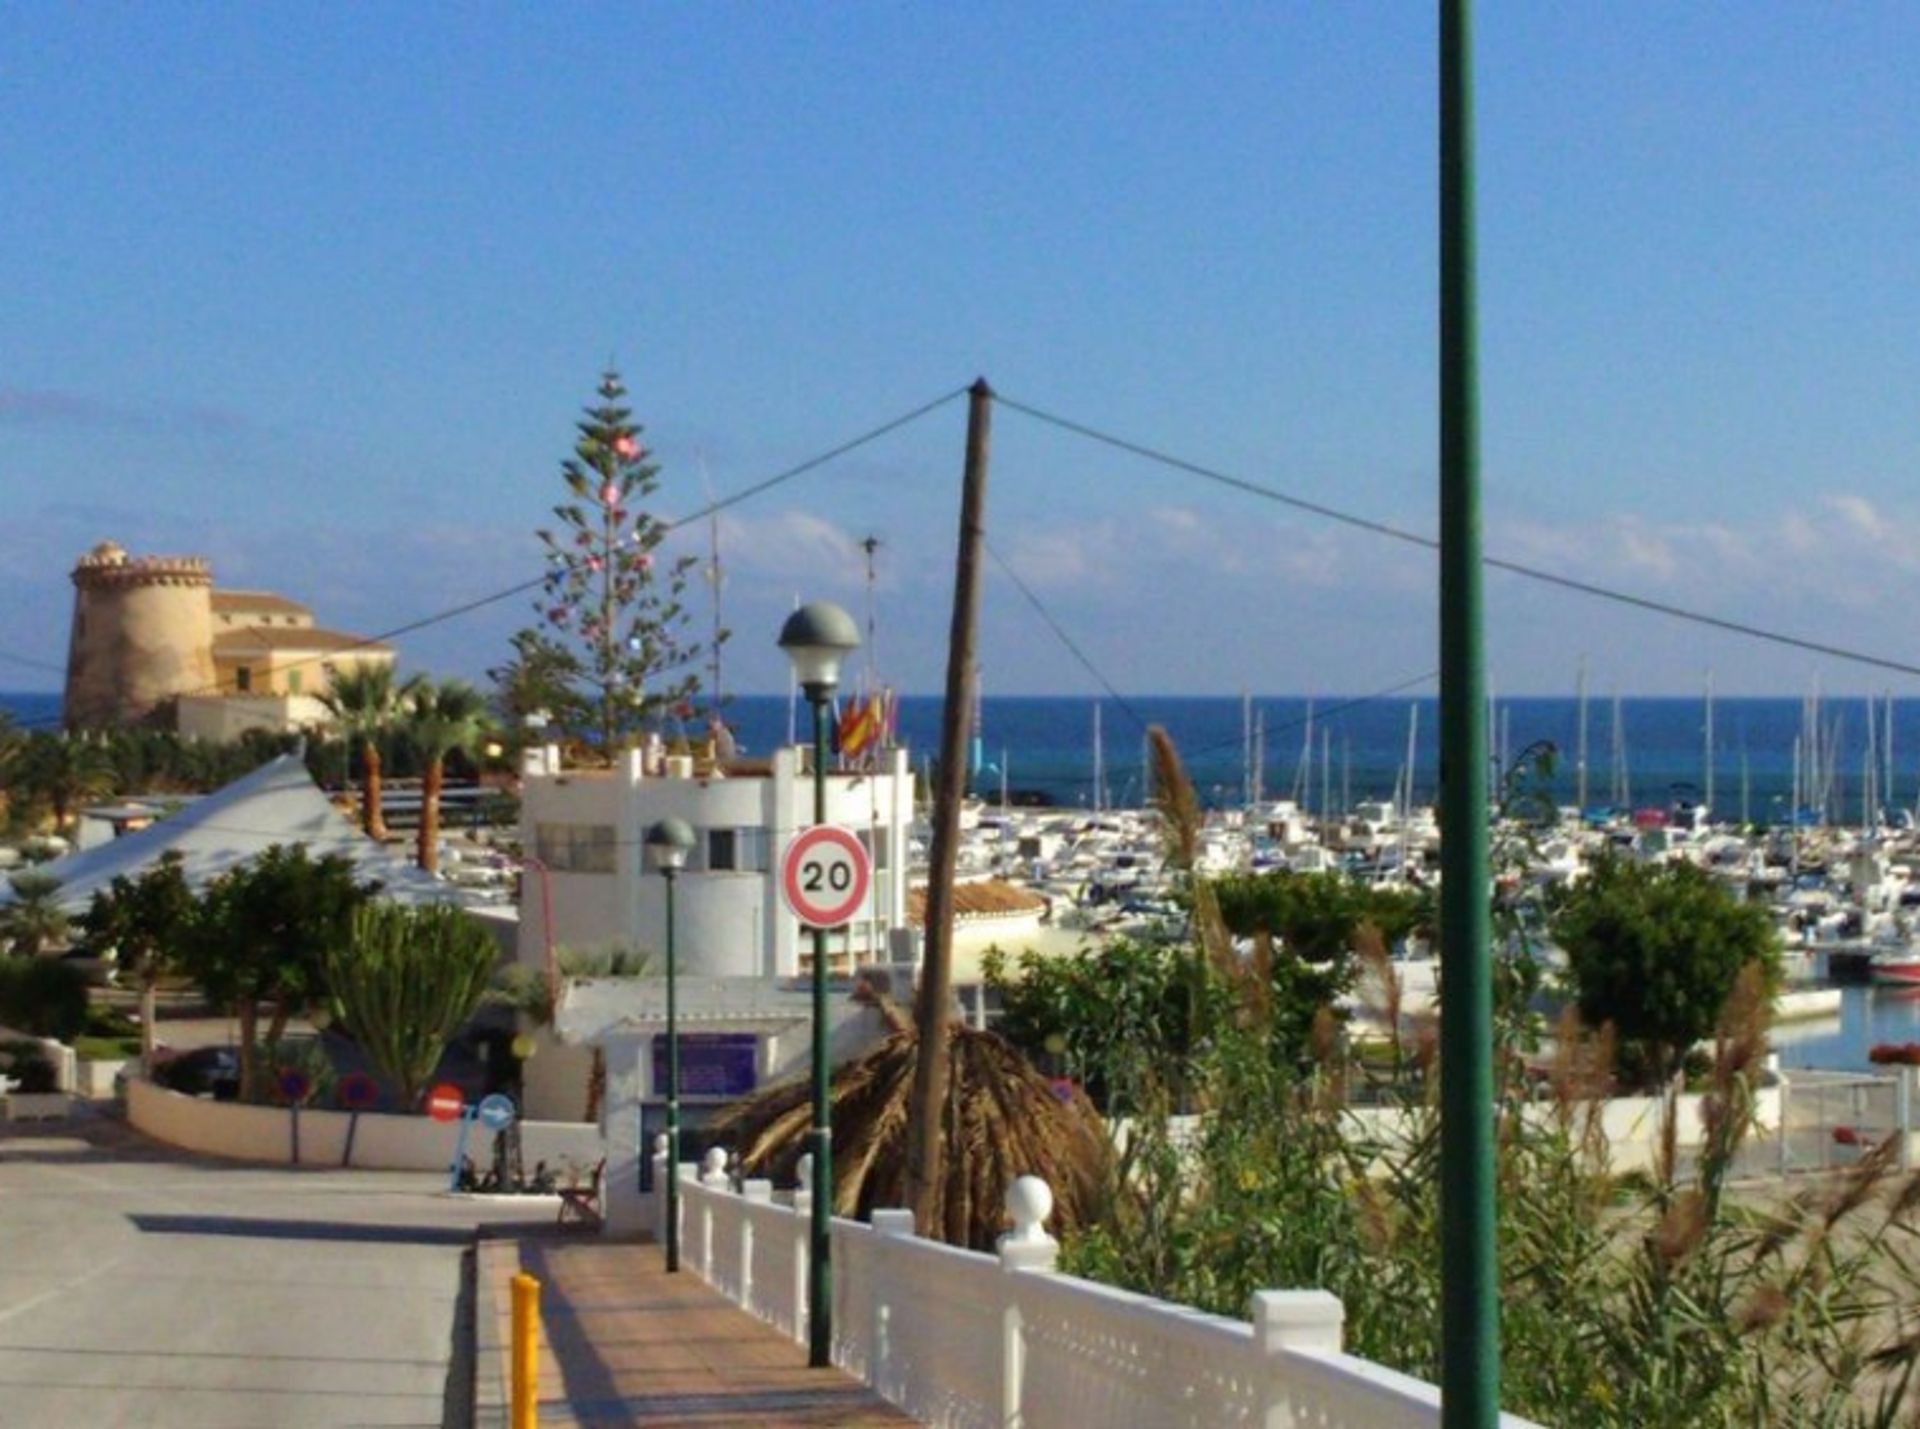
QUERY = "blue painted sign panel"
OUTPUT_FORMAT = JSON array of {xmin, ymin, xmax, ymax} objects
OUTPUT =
[
  {"xmin": 476, "ymin": 1093, "xmax": 517, "ymax": 1132},
  {"xmin": 652, "ymin": 1033, "xmax": 758, "ymax": 1098}
]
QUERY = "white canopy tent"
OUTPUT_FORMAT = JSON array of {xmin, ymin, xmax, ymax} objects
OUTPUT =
[{"xmin": 3, "ymin": 754, "xmax": 479, "ymax": 913}]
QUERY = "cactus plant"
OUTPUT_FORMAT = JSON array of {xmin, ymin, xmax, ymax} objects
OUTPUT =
[{"xmin": 324, "ymin": 902, "xmax": 496, "ymax": 1109}]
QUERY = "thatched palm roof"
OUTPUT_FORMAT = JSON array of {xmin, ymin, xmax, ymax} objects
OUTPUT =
[{"xmin": 711, "ymin": 995, "xmax": 1109, "ymax": 1251}]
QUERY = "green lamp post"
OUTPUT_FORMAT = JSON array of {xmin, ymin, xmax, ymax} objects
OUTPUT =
[
  {"xmin": 778, "ymin": 599, "xmax": 860, "ymax": 1369},
  {"xmin": 645, "ymin": 816, "xmax": 696, "ymax": 1274}
]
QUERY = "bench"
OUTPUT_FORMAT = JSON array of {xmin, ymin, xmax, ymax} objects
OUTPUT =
[{"xmin": 557, "ymin": 1158, "xmax": 606, "ymax": 1230}]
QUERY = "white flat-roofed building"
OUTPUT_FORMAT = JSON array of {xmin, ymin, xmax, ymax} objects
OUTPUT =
[{"xmin": 516, "ymin": 741, "xmax": 913, "ymax": 981}]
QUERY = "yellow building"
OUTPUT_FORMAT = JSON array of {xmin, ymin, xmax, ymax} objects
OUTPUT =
[{"xmin": 62, "ymin": 541, "xmax": 394, "ymax": 736}]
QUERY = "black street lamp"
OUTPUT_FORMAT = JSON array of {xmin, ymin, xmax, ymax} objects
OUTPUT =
[
  {"xmin": 778, "ymin": 599, "xmax": 860, "ymax": 1368},
  {"xmin": 645, "ymin": 816, "xmax": 695, "ymax": 1273}
]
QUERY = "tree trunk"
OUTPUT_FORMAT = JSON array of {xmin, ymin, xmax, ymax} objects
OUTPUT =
[
  {"xmin": 585, "ymin": 1046, "xmax": 606, "ymax": 1122},
  {"xmin": 139, "ymin": 970, "xmax": 159, "ymax": 1070},
  {"xmin": 362, "ymin": 737, "xmax": 388, "ymax": 841},
  {"xmin": 417, "ymin": 757, "xmax": 443, "ymax": 872},
  {"xmin": 263, "ymin": 989, "xmax": 292, "ymax": 1056},
  {"xmin": 237, "ymin": 1002, "xmax": 259, "ymax": 1103}
]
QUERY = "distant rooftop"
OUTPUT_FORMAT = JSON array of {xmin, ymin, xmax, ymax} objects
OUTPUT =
[
  {"xmin": 213, "ymin": 626, "xmax": 391, "ymax": 654},
  {"xmin": 212, "ymin": 589, "xmax": 312, "ymax": 617}
]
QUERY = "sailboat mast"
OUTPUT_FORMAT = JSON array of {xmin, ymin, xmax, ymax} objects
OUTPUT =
[
  {"xmin": 1703, "ymin": 668, "xmax": 1714, "ymax": 817},
  {"xmin": 1242, "ymin": 689, "xmax": 1253, "ymax": 808},
  {"xmin": 1575, "ymin": 656, "xmax": 1590, "ymax": 813},
  {"xmin": 1791, "ymin": 734, "xmax": 1803, "ymax": 875},
  {"xmin": 1253, "ymin": 707, "xmax": 1266, "ymax": 807},
  {"xmin": 1091, "ymin": 700, "xmax": 1104, "ymax": 814},
  {"xmin": 1320, "ymin": 728, "xmax": 1332, "ymax": 830},
  {"xmin": 1403, "ymin": 701, "xmax": 1420, "ymax": 824},
  {"xmin": 708, "ymin": 509, "xmax": 726, "ymax": 721}
]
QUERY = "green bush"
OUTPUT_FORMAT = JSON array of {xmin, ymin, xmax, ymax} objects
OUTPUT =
[
  {"xmin": 0, "ymin": 957, "xmax": 90, "ymax": 1040},
  {"xmin": 0, "ymin": 1039, "xmax": 57, "ymax": 1093}
]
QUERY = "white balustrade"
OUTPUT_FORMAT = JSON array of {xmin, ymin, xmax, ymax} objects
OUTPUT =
[{"xmin": 673, "ymin": 1152, "xmax": 1542, "ymax": 1429}]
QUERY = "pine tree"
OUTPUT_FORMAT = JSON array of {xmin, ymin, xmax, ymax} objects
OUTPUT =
[{"xmin": 519, "ymin": 369, "xmax": 706, "ymax": 752}]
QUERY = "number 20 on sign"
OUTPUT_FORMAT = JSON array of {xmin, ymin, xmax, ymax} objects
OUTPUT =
[{"xmin": 780, "ymin": 825, "xmax": 872, "ymax": 928}]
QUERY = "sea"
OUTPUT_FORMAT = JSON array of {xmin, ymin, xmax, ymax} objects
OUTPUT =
[
  {"xmin": 4, "ymin": 690, "xmax": 1913, "ymax": 820},
  {"xmin": 13, "ymin": 684, "xmax": 1920, "ymax": 1070}
]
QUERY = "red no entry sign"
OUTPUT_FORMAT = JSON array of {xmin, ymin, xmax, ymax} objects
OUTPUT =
[
  {"xmin": 425, "ymin": 1082, "xmax": 465, "ymax": 1123},
  {"xmin": 780, "ymin": 824, "xmax": 872, "ymax": 928}
]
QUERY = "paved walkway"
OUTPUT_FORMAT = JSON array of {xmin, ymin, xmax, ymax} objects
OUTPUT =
[
  {"xmin": 0, "ymin": 1105, "xmax": 544, "ymax": 1428},
  {"xmin": 477, "ymin": 1237, "xmax": 916, "ymax": 1426}
]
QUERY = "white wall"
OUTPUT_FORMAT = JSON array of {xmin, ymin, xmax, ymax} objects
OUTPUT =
[
  {"xmin": 127, "ymin": 1077, "xmax": 601, "ymax": 1172},
  {"xmin": 666, "ymin": 1167, "xmax": 1545, "ymax": 1429},
  {"xmin": 518, "ymin": 745, "xmax": 913, "ymax": 979}
]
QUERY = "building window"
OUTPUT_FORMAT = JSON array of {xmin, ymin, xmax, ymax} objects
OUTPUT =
[
  {"xmin": 534, "ymin": 822, "xmax": 616, "ymax": 874},
  {"xmin": 235, "ymin": 667, "xmax": 252, "ymax": 693},
  {"xmin": 287, "ymin": 669, "xmax": 303, "ymax": 694},
  {"xmin": 859, "ymin": 827, "xmax": 890, "ymax": 870},
  {"xmin": 702, "ymin": 827, "xmax": 769, "ymax": 873}
]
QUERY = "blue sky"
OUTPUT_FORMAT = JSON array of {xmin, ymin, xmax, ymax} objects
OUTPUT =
[{"xmin": 4, "ymin": 5, "xmax": 1919, "ymax": 698}]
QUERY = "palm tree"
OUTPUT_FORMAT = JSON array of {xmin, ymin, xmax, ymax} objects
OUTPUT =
[
  {"xmin": 406, "ymin": 678, "xmax": 489, "ymax": 873},
  {"xmin": 0, "ymin": 871, "xmax": 71, "ymax": 957},
  {"xmin": 319, "ymin": 664, "xmax": 413, "ymax": 841},
  {"xmin": 14, "ymin": 734, "xmax": 115, "ymax": 831},
  {"xmin": 713, "ymin": 983, "xmax": 1110, "ymax": 1251}
]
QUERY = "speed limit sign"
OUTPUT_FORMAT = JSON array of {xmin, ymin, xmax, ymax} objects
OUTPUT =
[{"xmin": 780, "ymin": 825, "xmax": 872, "ymax": 928}]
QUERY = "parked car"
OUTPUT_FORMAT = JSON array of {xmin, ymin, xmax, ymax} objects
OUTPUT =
[{"xmin": 151, "ymin": 1046, "xmax": 240, "ymax": 1101}]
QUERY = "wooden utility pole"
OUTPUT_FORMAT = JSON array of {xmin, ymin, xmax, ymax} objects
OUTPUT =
[{"xmin": 905, "ymin": 377, "xmax": 992, "ymax": 1237}]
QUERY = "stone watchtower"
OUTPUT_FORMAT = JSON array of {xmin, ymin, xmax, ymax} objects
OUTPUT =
[{"xmin": 62, "ymin": 540, "xmax": 217, "ymax": 728}]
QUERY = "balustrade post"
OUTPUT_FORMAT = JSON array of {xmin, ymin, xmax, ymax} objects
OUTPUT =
[
  {"xmin": 794, "ymin": 1154, "xmax": 814, "ymax": 1343},
  {"xmin": 650, "ymin": 1133, "xmax": 669, "ymax": 1246},
  {"xmin": 872, "ymin": 1209, "xmax": 916, "ymax": 1397},
  {"xmin": 744, "ymin": 1179, "xmax": 773, "ymax": 1309},
  {"xmin": 1251, "ymin": 1288, "xmax": 1345, "ymax": 1428},
  {"xmin": 996, "ymin": 1177, "xmax": 1059, "ymax": 1426}
]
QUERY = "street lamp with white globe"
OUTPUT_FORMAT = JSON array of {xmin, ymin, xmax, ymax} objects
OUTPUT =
[
  {"xmin": 644, "ymin": 816, "xmax": 696, "ymax": 1273},
  {"xmin": 777, "ymin": 599, "xmax": 859, "ymax": 1368}
]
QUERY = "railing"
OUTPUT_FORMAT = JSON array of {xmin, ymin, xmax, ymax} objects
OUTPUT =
[{"xmin": 660, "ymin": 1146, "xmax": 1543, "ymax": 1428}]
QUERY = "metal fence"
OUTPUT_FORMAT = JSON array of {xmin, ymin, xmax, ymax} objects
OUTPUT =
[{"xmin": 1757, "ymin": 1068, "xmax": 1910, "ymax": 1179}]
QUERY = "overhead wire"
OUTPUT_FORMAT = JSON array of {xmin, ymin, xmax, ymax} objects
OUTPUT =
[
  {"xmin": 993, "ymin": 391, "xmax": 1920, "ymax": 681},
  {"xmin": 2, "ymin": 385, "xmax": 972, "ymax": 731}
]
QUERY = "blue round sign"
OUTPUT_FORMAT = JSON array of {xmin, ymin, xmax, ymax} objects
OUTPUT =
[
  {"xmin": 276, "ymin": 1067, "xmax": 312, "ymax": 1104},
  {"xmin": 475, "ymin": 1093, "xmax": 517, "ymax": 1132}
]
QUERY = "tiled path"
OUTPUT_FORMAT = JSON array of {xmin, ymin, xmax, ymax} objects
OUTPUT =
[{"xmin": 477, "ymin": 1236, "xmax": 916, "ymax": 1426}]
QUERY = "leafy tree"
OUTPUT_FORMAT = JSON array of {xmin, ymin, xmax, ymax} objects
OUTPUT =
[
  {"xmin": 486, "ymin": 629, "xmax": 588, "ymax": 741},
  {"xmin": 983, "ymin": 938, "xmax": 1224, "ymax": 1113},
  {"xmin": 318, "ymin": 664, "xmax": 418, "ymax": 841},
  {"xmin": 12, "ymin": 734, "xmax": 114, "ymax": 829},
  {"xmin": 405, "ymin": 679, "xmax": 489, "ymax": 873},
  {"xmin": 0, "ymin": 957, "xmax": 89, "ymax": 1040},
  {"xmin": 1551, "ymin": 854, "xmax": 1779, "ymax": 1088},
  {"xmin": 182, "ymin": 845, "xmax": 368, "ymax": 1101},
  {"xmin": 75, "ymin": 851, "xmax": 198, "ymax": 1063},
  {"xmin": 1211, "ymin": 869, "xmax": 1429, "ymax": 1063},
  {"xmin": 0, "ymin": 871, "xmax": 70, "ymax": 956},
  {"xmin": 517, "ymin": 368, "xmax": 707, "ymax": 751},
  {"xmin": 324, "ymin": 901, "xmax": 497, "ymax": 1108}
]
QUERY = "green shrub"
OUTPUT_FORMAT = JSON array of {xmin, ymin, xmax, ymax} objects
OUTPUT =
[
  {"xmin": 0, "ymin": 957, "xmax": 90, "ymax": 1040},
  {"xmin": 0, "ymin": 1039, "xmax": 57, "ymax": 1093}
]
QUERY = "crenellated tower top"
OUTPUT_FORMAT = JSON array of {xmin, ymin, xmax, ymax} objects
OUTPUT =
[{"xmin": 70, "ymin": 540, "xmax": 212, "ymax": 589}]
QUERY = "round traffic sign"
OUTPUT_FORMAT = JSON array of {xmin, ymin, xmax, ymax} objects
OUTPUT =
[
  {"xmin": 276, "ymin": 1067, "xmax": 312, "ymax": 1104},
  {"xmin": 780, "ymin": 824, "xmax": 872, "ymax": 928},
  {"xmin": 476, "ymin": 1093, "xmax": 517, "ymax": 1132},
  {"xmin": 337, "ymin": 1071, "xmax": 379, "ymax": 1110},
  {"xmin": 425, "ymin": 1082, "xmax": 466, "ymax": 1123}
]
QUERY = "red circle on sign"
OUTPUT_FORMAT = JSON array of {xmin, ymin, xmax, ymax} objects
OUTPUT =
[
  {"xmin": 338, "ymin": 1072, "xmax": 379, "ymax": 1110},
  {"xmin": 781, "ymin": 825, "xmax": 872, "ymax": 928},
  {"xmin": 425, "ymin": 1082, "xmax": 465, "ymax": 1122}
]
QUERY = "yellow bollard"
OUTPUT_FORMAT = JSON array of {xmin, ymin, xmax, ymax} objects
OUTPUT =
[{"xmin": 511, "ymin": 1271, "xmax": 540, "ymax": 1429}]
